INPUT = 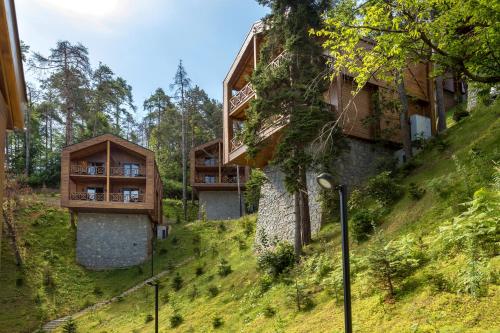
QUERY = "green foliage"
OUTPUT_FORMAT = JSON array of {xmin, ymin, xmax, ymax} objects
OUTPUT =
[
  {"xmin": 62, "ymin": 317, "xmax": 77, "ymax": 333},
  {"xmin": 244, "ymin": 169, "xmax": 267, "ymax": 213},
  {"xmin": 367, "ymin": 234, "xmax": 422, "ymax": 298},
  {"xmin": 408, "ymin": 183, "xmax": 426, "ymax": 201},
  {"xmin": 212, "ymin": 316, "xmax": 224, "ymax": 329},
  {"xmin": 258, "ymin": 274, "xmax": 274, "ymax": 293},
  {"xmin": 144, "ymin": 314, "xmax": 153, "ymax": 323},
  {"xmin": 257, "ymin": 242, "xmax": 296, "ymax": 278},
  {"xmin": 172, "ymin": 273, "xmax": 183, "ymax": 291},
  {"xmin": 217, "ymin": 258, "xmax": 232, "ymax": 277},
  {"xmin": 170, "ymin": 313, "xmax": 183, "ymax": 328},
  {"xmin": 350, "ymin": 209, "xmax": 378, "ymax": 243},
  {"xmin": 263, "ymin": 305, "xmax": 276, "ymax": 318},
  {"xmin": 453, "ymin": 109, "xmax": 470, "ymax": 122},
  {"xmin": 366, "ymin": 171, "xmax": 404, "ymax": 205},
  {"xmin": 207, "ymin": 285, "xmax": 219, "ymax": 298},
  {"xmin": 240, "ymin": 216, "xmax": 256, "ymax": 238},
  {"xmin": 195, "ymin": 266, "xmax": 204, "ymax": 277}
]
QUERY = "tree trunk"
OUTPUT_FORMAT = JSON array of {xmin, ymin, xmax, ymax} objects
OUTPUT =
[
  {"xmin": 294, "ymin": 190, "xmax": 302, "ymax": 258},
  {"xmin": 181, "ymin": 92, "xmax": 188, "ymax": 221},
  {"xmin": 435, "ymin": 75, "xmax": 447, "ymax": 132},
  {"xmin": 299, "ymin": 167, "xmax": 311, "ymax": 245},
  {"xmin": 397, "ymin": 76, "xmax": 412, "ymax": 159},
  {"xmin": 467, "ymin": 83, "xmax": 479, "ymax": 112}
]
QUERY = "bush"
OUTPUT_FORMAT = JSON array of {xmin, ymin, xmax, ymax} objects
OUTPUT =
[
  {"xmin": 245, "ymin": 169, "xmax": 267, "ymax": 213},
  {"xmin": 195, "ymin": 266, "xmax": 204, "ymax": 276},
  {"xmin": 453, "ymin": 108, "xmax": 470, "ymax": 122},
  {"xmin": 145, "ymin": 314, "xmax": 153, "ymax": 323},
  {"xmin": 366, "ymin": 171, "xmax": 404, "ymax": 204},
  {"xmin": 93, "ymin": 286, "xmax": 103, "ymax": 296},
  {"xmin": 163, "ymin": 179, "xmax": 192, "ymax": 199},
  {"xmin": 212, "ymin": 316, "xmax": 224, "ymax": 329},
  {"xmin": 425, "ymin": 271, "xmax": 451, "ymax": 293},
  {"xmin": 43, "ymin": 266, "xmax": 56, "ymax": 290},
  {"xmin": 172, "ymin": 273, "xmax": 183, "ymax": 291},
  {"xmin": 218, "ymin": 258, "xmax": 232, "ymax": 277},
  {"xmin": 16, "ymin": 277, "xmax": 23, "ymax": 287},
  {"xmin": 258, "ymin": 274, "xmax": 274, "ymax": 293},
  {"xmin": 170, "ymin": 313, "xmax": 183, "ymax": 328},
  {"xmin": 257, "ymin": 242, "xmax": 295, "ymax": 278},
  {"xmin": 241, "ymin": 216, "xmax": 256, "ymax": 237},
  {"xmin": 188, "ymin": 285, "xmax": 199, "ymax": 301},
  {"xmin": 217, "ymin": 222, "xmax": 227, "ymax": 233},
  {"xmin": 350, "ymin": 209, "xmax": 377, "ymax": 243},
  {"xmin": 263, "ymin": 306, "xmax": 276, "ymax": 318},
  {"xmin": 161, "ymin": 292, "xmax": 170, "ymax": 304},
  {"xmin": 62, "ymin": 317, "xmax": 77, "ymax": 333},
  {"xmin": 207, "ymin": 285, "xmax": 219, "ymax": 298},
  {"xmin": 408, "ymin": 182, "xmax": 426, "ymax": 200}
]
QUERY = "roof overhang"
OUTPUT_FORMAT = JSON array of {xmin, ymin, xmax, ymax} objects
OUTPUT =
[{"xmin": 0, "ymin": 0, "xmax": 27, "ymax": 130}]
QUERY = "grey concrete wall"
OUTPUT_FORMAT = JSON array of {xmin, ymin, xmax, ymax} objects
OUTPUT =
[
  {"xmin": 76, "ymin": 213, "xmax": 152, "ymax": 270},
  {"xmin": 198, "ymin": 191, "xmax": 243, "ymax": 220},
  {"xmin": 255, "ymin": 138, "xmax": 395, "ymax": 247},
  {"xmin": 256, "ymin": 166, "xmax": 322, "ymax": 247}
]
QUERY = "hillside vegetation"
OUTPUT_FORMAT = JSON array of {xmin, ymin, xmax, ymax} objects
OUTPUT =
[{"xmin": 45, "ymin": 102, "xmax": 499, "ymax": 333}]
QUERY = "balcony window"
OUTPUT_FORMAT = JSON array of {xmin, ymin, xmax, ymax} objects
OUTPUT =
[
  {"xmin": 204, "ymin": 158, "xmax": 217, "ymax": 166},
  {"xmin": 87, "ymin": 187, "xmax": 104, "ymax": 201},
  {"xmin": 204, "ymin": 175, "xmax": 216, "ymax": 184},
  {"xmin": 124, "ymin": 163, "xmax": 140, "ymax": 177},
  {"xmin": 123, "ymin": 188, "xmax": 140, "ymax": 202},
  {"xmin": 88, "ymin": 162, "xmax": 104, "ymax": 175}
]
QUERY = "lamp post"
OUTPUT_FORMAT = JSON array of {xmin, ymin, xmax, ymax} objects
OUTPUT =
[
  {"xmin": 316, "ymin": 173, "xmax": 352, "ymax": 333},
  {"xmin": 146, "ymin": 280, "xmax": 159, "ymax": 333}
]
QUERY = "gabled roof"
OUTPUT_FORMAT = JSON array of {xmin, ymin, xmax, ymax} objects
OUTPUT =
[
  {"xmin": 192, "ymin": 138, "xmax": 222, "ymax": 152},
  {"xmin": 62, "ymin": 133, "xmax": 153, "ymax": 157}
]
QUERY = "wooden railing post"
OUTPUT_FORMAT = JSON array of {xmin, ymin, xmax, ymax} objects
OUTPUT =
[{"xmin": 106, "ymin": 141, "xmax": 110, "ymax": 201}]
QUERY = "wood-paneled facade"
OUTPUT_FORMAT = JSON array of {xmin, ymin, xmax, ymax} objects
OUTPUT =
[
  {"xmin": 0, "ymin": 0, "xmax": 27, "ymax": 263},
  {"xmin": 60, "ymin": 134, "xmax": 163, "ymax": 224},
  {"xmin": 223, "ymin": 21, "xmax": 457, "ymax": 167},
  {"xmin": 190, "ymin": 139, "xmax": 249, "ymax": 195}
]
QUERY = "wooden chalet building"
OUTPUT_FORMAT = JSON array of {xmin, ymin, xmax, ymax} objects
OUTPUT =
[
  {"xmin": 61, "ymin": 134, "xmax": 163, "ymax": 269},
  {"xmin": 190, "ymin": 139, "xmax": 249, "ymax": 220},
  {"xmin": 0, "ymin": 0, "xmax": 27, "ymax": 265},
  {"xmin": 223, "ymin": 21, "xmax": 460, "ymax": 244}
]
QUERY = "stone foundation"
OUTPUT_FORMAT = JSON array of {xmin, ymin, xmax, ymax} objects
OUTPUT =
[
  {"xmin": 76, "ymin": 213, "xmax": 152, "ymax": 270},
  {"xmin": 255, "ymin": 138, "xmax": 395, "ymax": 246},
  {"xmin": 199, "ymin": 191, "xmax": 243, "ymax": 220}
]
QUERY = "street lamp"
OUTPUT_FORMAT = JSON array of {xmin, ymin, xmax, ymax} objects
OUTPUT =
[
  {"xmin": 146, "ymin": 280, "xmax": 159, "ymax": 333},
  {"xmin": 316, "ymin": 173, "xmax": 352, "ymax": 333}
]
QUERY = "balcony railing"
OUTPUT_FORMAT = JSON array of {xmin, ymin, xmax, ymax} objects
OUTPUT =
[
  {"xmin": 195, "ymin": 158, "xmax": 219, "ymax": 167},
  {"xmin": 229, "ymin": 115, "xmax": 287, "ymax": 153},
  {"xmin": 70, "ymin": 192, "xmax": 105, "ymax": 201},
  {"xmin": 110, "ymin": 193, "xmax": 144, "ymax": 203},
  {"xmin": 229, "ymin": 82, "xmax": 255, "ymax": 114},
  {"xmin": 70, "ymin": 165, "xmax": 105, "ymax": 176},
  {"xmin": 110, "ymin": 166, "xmax": 146, "ymax": 177},
  {"xmin": 194, "ymin": 176, "xmax": 246, "ymax": 184},
  {"xmin": 228, "ymin": 52, "xmax": 289, "ymax": 115}
]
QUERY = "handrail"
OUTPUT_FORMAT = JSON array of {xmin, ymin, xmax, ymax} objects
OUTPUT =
[
  {"xmin": 110, "ymin": 193, "xmax": 144, "ymax": 203},
  {"xmin": 229, "ymin": 82, "xmax": 255, "ymax": 113},
  {"xmin": 229, "ymin": 115, "xmax": 287, "ymax": 153},
  {"xmin": 194, "ymin": 176, "xmax": 246, "ymax": 184},
  {"xmin": 70, "ymin": 192, "xmax": 105, "ymax": 201},
  {"xmin": 110, "ymin": 166, "xmax": 146, "ymax": 177},
  {"xmin": 70, "ymin": 165, "xmax": 105, "ymax": 176}
]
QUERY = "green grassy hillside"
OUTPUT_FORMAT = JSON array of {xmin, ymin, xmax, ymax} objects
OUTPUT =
[
  {"xmin": 0, "ymin": 199, "xmax": 196, "ymax": 333},
  {"xmin": 49, "ymin": 102, "xmax": 499, "ymax": 333}
]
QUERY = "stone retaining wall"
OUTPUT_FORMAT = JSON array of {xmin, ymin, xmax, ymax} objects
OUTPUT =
[{"xmin": 199, "ymin": 190, "xmax": 243, "ymax": 220}]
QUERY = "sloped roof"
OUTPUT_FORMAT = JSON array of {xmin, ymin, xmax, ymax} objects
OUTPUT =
[{"xmin": 62, "ymin": 133, "xmax": 153, "ymax": 157}]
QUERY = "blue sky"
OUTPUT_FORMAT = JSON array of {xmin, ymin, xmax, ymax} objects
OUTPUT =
[{"xmin": 15, "ymin": 0, "xmax": 268, "ymax": 117}]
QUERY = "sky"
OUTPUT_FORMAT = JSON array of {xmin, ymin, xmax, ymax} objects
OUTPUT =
[{"xmin": 15, "ymin": 0, "xmax": 268, "ymax": 117}]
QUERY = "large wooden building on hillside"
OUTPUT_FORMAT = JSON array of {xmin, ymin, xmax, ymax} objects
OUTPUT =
[
  {"xmin": 190, "ymin": 139, "xmax": 249, "ymax": 220},
  {"xmin": 223, "ymin": 21, "xmax": 461, "ymax": 245},
  {"xmin": 61, "ymin": 134, "xmax": 163, "ymax": 269},
  {"xmin": 0, "ymin": 0, "xmax": 27, "ymax": 265}
]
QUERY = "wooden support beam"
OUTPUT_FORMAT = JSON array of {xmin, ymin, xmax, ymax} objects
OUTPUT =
[
  {"xmin": 218, "ymin": 141, "xmax": 222, "ymax": 182},
  {"xmin": 106, "ymin": 140, "xmax": 110, "ymax": 201}
]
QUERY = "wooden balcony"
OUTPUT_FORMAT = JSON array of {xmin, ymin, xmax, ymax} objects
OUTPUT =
[
  {"xmin": 194, "ymin": 175, "xmax": 246, "ymax": 184},
  {"xmin": 70, "ymin": 192, "xmax": 105, "ymax": 201},
  {"xmin": 229, "ymin": 114, "xmax": 287, "ymax": 153},
  {"xmin": 195, "ymin": 158, "xmax": 219, "ymax": 167},
  {"xmin": 110, "ymin": 193, "xmax": 145, "ymax": 203},
  {"xmin": 70, "ymin": 165, "xmax": 105, "ymax": 176},
  {"xmin": 229, "ymin": 82, "xmax": 255, "ymax": 118},
  {"xmin": 110, "ymin": 166, "xmax": 146, "ymax": 177}
]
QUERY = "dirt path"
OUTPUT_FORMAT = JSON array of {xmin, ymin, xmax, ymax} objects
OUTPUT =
[{"xmin": 42, "ymin": 256, "xmax": 193, "ymax": 332}]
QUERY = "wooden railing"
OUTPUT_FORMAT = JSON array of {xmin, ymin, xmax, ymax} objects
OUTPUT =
[
  {"xmin": 229, "ymin": 82, "xmax": 255, "ymax": 113},
  {"xmin": 195, "ymin": 158, "xmax": 219, "ymax": 167},
  {"xmin": 70, "ymin": 165, "xmax": 105, "ymax": 176},
  {"xmin": 70, "ymin": 192, "xmax": 105, "ymax": 201},
  {"xmin": 230, "ymin": 136, "xmax": 244, "ymax": 151},
  {"xmin": 194, "ymin": 176, "xmax": 246, "ymax": 184},
  {"xmin": 110, "ymin": 166, "xmax": 146, "ymax": 177},
  {"xmin": 110, "ymin": 193, "xmax": 144, "ymax": 203},
  {"xmin": 229, "ymin": 115, "xmax": 287, "ymax": 153}
]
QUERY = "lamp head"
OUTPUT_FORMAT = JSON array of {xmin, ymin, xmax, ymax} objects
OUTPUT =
[{"xmin": 316, "ymin": 172, "xmax": 335, "ymax": 190}]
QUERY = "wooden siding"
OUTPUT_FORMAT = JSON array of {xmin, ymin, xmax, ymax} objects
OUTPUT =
[{"xmin": 60, "ymin": 134, "xmax": 163, "ymax": 224}]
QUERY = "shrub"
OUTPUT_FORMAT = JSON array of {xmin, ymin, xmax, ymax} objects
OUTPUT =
[
  {"xmin": 217, "ymin": 222, "xmax": 227, "ymax": 233},
  {"xmin": 366, "ymin": 171, "xmax": 404, "ymax": 204},
  {"xmin": 233, "ymin": 235, "xmax": 247, "ymax": 251},
  {"xmin": 171, "ymin": 236, "xmax": 178, "ymax": 245},
  {"xmin": 408, "ymin": 182, "xmax": 426, "ymax": 200},
  {"xmin": 212, "ymin": 316, "xmax": 224, "ymax": 329},
  {"xmin": 218, "ymin": 258, "xmax": 232, "ymax": 277},
  {"xmin": 366, "ymin": 234, "xmax": 421, "ymax": 299},
  {"xmin": 172, "ymin": 273, "xmax": 183, "ymax": 291},
  {"xmin": 241, "ymin": 216, "xmax": 256, "ymax": 238},
  {"xmin": 207, "ymin": 285, "xmax": 219, "ymax": 298},
  {"xmin": 16, "ymin": 277, "xmax": 23, "ymax": 287},
  {"xmin": 195, "ymin": 266, "xmax": 204, "ymax": 276},
  {"xmin": 424, "ymin": 271, "xmax": 451, "ymax": 293},
  {"xmin": 193, "ymin": 247, "xmax": 201, "ymax": 257},
  {"xmin": 43, "ymin": 266, "xmax": 56, "ymax": 290},
  {"xmin": 428, "ymin": 175, "xmax": 454, "ymax": 199},
  {"xmin": 257, "ymin": 242, "xmax": 296, "ymax": 278},
  {"xmin": 258, "ymin": 274, "xmax": 274, "ymax": 293},
  {"xmin": 145, "ymin": 314, "xmax": 153, "ymax": 323},
  {"xmin": 245, "ymin": 169, "xmax": 267, "ymax": 213},
  {"xmin": 453, "ymin": 108, "xmax": 470, "ymax": 122},
  {"xmin": 93, "ymin": 286, "xmax": 103, "ymax": 296},
  {"xmin": 188, "ymin": 286, "xmax": 199, "ymax": 301},
  {"xmin": 350, "ymin": 209, "xmax": 377, "ymax": 243},
  {"xmin": 159, "ymin": 248, "xmax": 167, "ymax": 256},
  {"xmin": 161, "ymin": 292, "xmax": 170, "ymax": 304},
  {"xmin": 263, "ymin": 306, "xmax": 276, "ymax": 318},
  {"xmin": 62, "ymin": 317, "xmax": 77, "ymax": 333},
  {"xmin": 170, "ymin": 313, "xmax": 183, "ymax": 328}
]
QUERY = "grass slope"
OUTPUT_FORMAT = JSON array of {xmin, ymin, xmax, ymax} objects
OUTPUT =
[
  {"xmin": 55, "ymin": 102, "xmax": 500, "ymax": 333},
  {"xmin": 0, "ymin": 199, "xmax": 196, "ymax": 333}
]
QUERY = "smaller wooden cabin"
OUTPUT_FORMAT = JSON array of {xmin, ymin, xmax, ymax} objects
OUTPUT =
[
  {"xmin": 190, "ymin": 139, "xmax": 249, "ymax": 220},
  {"xmin": 60, "ymin": 134, "xmax": 163, "ymax": 225}
]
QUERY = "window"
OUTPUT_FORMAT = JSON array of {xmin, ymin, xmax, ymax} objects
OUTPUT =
[
  {"xmin": 87, "ymin": 187, "xmax": 104, "ymax": 201},
  {"xmin": 124, "ymin": 163, "xmax": 140, "ymax": 177},
  {"xmin": 204, "ymin": 157, "xmax": 216, "ymax": 166},
  {"xmin": 88, "ymin": 162, "xmax": 104, "ymax": 175},
  {"xmin": 204, "ymin": 175, "xmax": 216, "ymax": 184}
]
